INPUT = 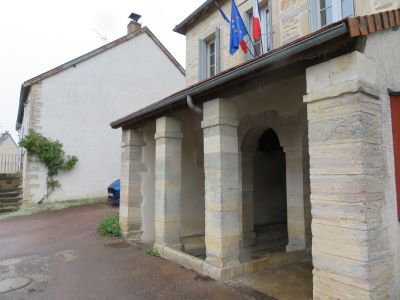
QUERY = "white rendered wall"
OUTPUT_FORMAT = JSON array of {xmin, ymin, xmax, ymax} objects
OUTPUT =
[
  {"xmin": 0, "ymin": 137, "xmax": 19, "ymax": 155},
  {"xmin": 364, "ymin": 29, "xmax": 400, "ymax": 297},
  {"xmin": 26, "ymin": 32, "xmax": 184, "ymax": 202}
]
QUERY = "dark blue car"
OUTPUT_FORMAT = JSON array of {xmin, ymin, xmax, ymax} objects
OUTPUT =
[{"xmin": 107, "ymin": 179, "xmax": 120, "ymax": 205}]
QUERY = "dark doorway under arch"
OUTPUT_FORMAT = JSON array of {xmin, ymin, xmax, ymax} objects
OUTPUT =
[{"xmin": 253, "ymin": 129, "xmax": 288, "ymax": 249}]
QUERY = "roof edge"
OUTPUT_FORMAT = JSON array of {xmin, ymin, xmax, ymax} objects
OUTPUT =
[
  {"xmin": 111, "ymin": 20, "xmax": 350, "ymax": 129},
  {"xmin": 16, "ymin": 26, "xmax": 185, "ymax": 130},
  {"xmin": 174, "ymin": 0, "xmax": 215, "ymax": 35}
]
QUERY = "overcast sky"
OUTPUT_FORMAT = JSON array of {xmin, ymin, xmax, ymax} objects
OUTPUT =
[{"xmin": 0, "ymin": 0, "xmax": 205, "ymax": 140}]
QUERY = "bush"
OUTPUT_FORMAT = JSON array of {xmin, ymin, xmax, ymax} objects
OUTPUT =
[
  {"xmin": 147, "ymin": 247, "xmax": 160, "ymax": 257},
  {"xmin": 98, "ymin": 214, "xmax": 121, "ymax": 237},
  {"xmin": 19, "ymin": 130, "xmax": 78, "ymax": 201}
]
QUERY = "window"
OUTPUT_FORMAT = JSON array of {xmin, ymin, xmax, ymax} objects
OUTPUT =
[
  {"xmin": 206, "ymin": 38, "xmax": 217, "ymax": 78},
  {"xmin": 310, "ymin": 0, "xmax": 354, "ymax": 31},
  {"xmin": 247, "ymin": 3, "xmax": 273, "ymax": 57},
  {"xmin": 199, "ymin": 28, "xmax": 220, "ymax": 80}
]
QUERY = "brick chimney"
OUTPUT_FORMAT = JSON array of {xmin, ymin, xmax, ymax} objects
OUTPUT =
[{"xmin": 127, "ymin": 13, "xmax": 142, "ymax": 34}]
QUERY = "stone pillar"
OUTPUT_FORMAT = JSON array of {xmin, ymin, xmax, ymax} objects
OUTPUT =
[
  {"xmin": 284, "ymin": 145, "xmax": 306, "ymax": 252},
  {"xmin": 241, "ymin": 151, "xmax": 256, "ymax": 246},
  {"xmin": 120, "ymin": 129, "xmax": 146, "ymax": 240},
  {"xmin": 202, "ymin": 98, "xmax": 240, "ymax": 268},
  {"xmin": 154, "ymin": 116, "xmax": 183, "ymax": 249},
  {"xmin": 304, "ymin": 52, "xmax": 393, "ymax": 299}
]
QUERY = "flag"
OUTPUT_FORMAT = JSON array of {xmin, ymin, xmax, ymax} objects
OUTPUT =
[
  {"xmin": 252, "ymin": 0, "xmax": 261, "ymax": 41},
  {"xmin": 230, "ymin": 0, "xmax": 249, "ymax": 54},
  {"xmin": 214, "ymin": 1, "xmax": 230, "ymax": 23}
]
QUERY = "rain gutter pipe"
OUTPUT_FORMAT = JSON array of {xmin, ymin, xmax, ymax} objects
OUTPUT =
[{"xmin": 186, "ymin": 95, "xmax": 203, "ymax": 114}]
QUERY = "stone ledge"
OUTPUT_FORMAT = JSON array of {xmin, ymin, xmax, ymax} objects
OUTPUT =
[
  {"xmin": 154, "ymin": 131, "xmax": 183, "ymax": 140},
  {"xmin": 201, "ymin": 117, "xmax": 239, "ymax": 129},
  {"xmin": 155, "ymin": 243, "xmax": 306, "ymax": 281},
  {"xmin": 303, "ymin": 80, "xmax": 381, "ymax": 104}
]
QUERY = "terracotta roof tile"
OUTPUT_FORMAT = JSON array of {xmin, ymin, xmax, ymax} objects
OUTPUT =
[{"xmin": 347, "ymin": 9, "xmax": 400, "ymax": 37}]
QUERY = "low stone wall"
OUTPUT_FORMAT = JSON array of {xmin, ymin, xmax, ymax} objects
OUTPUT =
[{"xmin": 0, "ymin": 173, "xmax": 22, "ymax": 213}]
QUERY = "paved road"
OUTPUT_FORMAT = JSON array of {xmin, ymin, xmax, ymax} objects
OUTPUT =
[{"xmin": 0, "ymin": 202, "xmax": 269, "ymax": 300}]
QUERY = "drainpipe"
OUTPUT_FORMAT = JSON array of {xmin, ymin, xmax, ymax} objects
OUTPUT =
[{"xmin": 186, "ymin": 95, "xmax": 202, "ymax": 114}]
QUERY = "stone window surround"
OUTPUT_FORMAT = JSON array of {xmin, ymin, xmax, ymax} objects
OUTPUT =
[
  {"xmin": 309, "ymin": 0, "xmax": 355, "ymax": 31},
  {"xmin": 199, "ymin": 28, "xmax": 221, "ymax": 81},
  {"xmin": 245, "ymin": 0, "xmax": 273, "ymax": 57}
]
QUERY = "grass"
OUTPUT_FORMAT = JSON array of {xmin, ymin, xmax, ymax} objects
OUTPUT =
[
  {"xmin": 98, "ymin": 214, "xmax": 121, "ymax": 237},
  {"xmin": 0, "ymin": 197, "xmax": 106, "ymax": 221},
  {"xmin": 147, "ymin": 247, "xmax": 160, "ymax": 257}
]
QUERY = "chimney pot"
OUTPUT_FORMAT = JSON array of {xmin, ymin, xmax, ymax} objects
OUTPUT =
[{"xmin": 127, "ymin": 12, "xmax": 142, "ymax": 34}]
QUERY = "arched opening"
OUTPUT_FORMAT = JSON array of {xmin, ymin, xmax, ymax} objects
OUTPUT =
[{"xmin": 253, "ymin": 129, "xmax": 288, "ymax": 250}]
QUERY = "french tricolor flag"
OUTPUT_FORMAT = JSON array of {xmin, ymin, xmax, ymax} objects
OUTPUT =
[{"xmin": 252, "ymin": 0, "xmax": 261, "ymax": 41}]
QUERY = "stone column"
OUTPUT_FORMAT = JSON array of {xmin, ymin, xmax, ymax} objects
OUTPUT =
[
  {"xmin": 304, "ymin": 51, "xmax": 393, "ymax": 299},
  {"xmin": 241, "ymin": 151, "xmax": 256, "ymax": 246},
  {"xmin": 202, "ymin": 98, "xmax": 240, "ymax": 268},
  {"xmin": 154, "ymin": 116, "xmax": 183, "ymax": 249},
  {"xmin": 284, "ymin": 145, "xmax": 306, "ymax": 252},
  {"xmin": 119, "ymin": 129, "xmax": 146, "ymax": 241}
]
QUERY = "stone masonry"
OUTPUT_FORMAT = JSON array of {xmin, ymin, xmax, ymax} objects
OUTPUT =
[
  {"xmin": 154, "ymin": 117, "xmax": 183, "ymax": 249},
  {"xmin": 202, "ymin": 98, "xmax": 241, "ymax": 268},
  {"xmin": 304, "ymin": 51, "xmax": 394, "ymax": 299},
  {"xmin": 119, "ymin": 129, "xmax": 147, "ymax": 240},
  {"xmin": 284, "ymin": 145, "xmax": 306, "ymax": 252}
]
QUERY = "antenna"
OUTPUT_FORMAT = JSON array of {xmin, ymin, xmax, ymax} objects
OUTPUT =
[{"xmin": 92, "ymin": 28, "xmax": 108, "ymax": 45}]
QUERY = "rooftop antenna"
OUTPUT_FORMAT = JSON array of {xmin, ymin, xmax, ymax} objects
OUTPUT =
[{"xmin": 92, "ymin": 28, "xmax": 108, "ymax": 45}]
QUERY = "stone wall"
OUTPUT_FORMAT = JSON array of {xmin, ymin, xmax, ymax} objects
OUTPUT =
[
  {"xmin": 304, "ymin": 51, "xmax": 395, "ymax": 299},
  {"xmin": 184, "ymin": 0, "xmax": 400, "ymax": 86},
  {"xmin": 363, "ymin": 28, "xmax": 400, "ymax": 297}
]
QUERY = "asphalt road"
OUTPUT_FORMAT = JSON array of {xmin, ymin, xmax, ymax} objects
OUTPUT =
[{"xmin": 0, "ymin": 202, "xmax": 269, "ymax": 300}]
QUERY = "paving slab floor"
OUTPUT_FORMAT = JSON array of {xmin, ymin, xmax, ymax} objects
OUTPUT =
[
  {"xmin": 231, "ymin": 258, "xmax": 313, "ymax": 300},
  {"xmin": 0, "ymin": 202, "xmax": 274, "ymax": 300}
]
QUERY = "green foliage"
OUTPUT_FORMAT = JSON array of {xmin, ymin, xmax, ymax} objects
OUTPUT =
[
  {"xmin": 147, "ymin": 247, "xmax": 160, "ymax": 257},
  {"xmin": 19, "ymin": 130, "xmax": 78, "ymax": 199},
  {"xmin": 98, "ymin": 214, "xmax": 121, "ymax": 237}
]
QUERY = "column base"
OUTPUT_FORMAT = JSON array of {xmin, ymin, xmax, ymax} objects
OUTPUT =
[
  {"xmin": 123, "ymin": 230, "xmax": 143, "ymax": 241},
  {"xmin": 286, "ymin": 241, "xmax": 306, "ymax": 253}
]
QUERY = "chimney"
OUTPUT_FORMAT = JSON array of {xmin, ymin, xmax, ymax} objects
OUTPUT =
[{"xmin": 127, "ymin": 13, "xmax": 142, "ymax": 34}]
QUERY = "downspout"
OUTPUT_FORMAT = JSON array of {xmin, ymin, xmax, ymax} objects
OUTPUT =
[{"xmin": 186, "ymin": 95, "xmax": 203, "ymax": 114}]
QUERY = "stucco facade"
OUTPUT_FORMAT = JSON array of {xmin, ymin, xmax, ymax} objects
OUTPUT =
[
  {"xmin": 0, "ymin": 133, "xmax": 19, "ymax": 156},
  {"xmin": 18, "ymin": 26, "xmax": 185, "ymax": 203}
]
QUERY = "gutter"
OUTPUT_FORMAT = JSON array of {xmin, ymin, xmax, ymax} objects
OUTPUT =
[{"xmin": 111, "ymin": 22, "xmax": 349, "ymax": 129}]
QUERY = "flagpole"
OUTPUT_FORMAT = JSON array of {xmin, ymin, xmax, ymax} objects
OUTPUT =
[
  {"xmin": 215, "ymin": 0, "xmax": 256, "ymax": 58},
  {"xmin": 257, "ymin": 0, "xmax": 265, "ymax": 54}
]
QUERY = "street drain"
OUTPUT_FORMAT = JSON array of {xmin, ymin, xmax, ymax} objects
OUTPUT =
[
  {"xmin": 106, "ymin": 242, "xmax": 131, "ymax": 249},
  {"xmin": 0, "ymin": 277, "xmax": 32, "ymax": 294}
]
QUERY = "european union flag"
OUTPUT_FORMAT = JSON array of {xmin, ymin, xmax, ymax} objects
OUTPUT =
[{"xmin": 230, "ymin": 0, "xmax": 249, "ymax": 55}]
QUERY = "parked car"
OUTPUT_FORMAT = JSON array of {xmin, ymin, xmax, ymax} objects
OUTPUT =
[{"xmin": 107, "ymin": 179, "xmax": 120, "ymax": 205}]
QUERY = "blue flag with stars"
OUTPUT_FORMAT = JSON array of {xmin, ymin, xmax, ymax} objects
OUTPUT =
[{"xmin": 230, "ymin": 0, "xmax": 249, "ymax": 55}]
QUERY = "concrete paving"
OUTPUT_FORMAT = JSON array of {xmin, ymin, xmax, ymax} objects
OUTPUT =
[
  {"xmin": 231, "ymin": 259, "xmax": 313, "ymax": 300},
  {"xmin": 0, "ymin": 202, "xmax": 272, "ymax": 300}
]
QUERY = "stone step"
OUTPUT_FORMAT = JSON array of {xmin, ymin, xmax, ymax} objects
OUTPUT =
[
  {"xmin": 0, "ymin": 200, "xmax": 20, "ymax": 207},
  {"xmin": 0, "ymin": 207, "xmax": 19, "ymax": 213},
  {"xmin": 0, "ymin": 190, "xmax": 22, "ymax": 198},
  {"xmin": 0, "ymin": 196, "xmax": 22, "ymax": 204}
]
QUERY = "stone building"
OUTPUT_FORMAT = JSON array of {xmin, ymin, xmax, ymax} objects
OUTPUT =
[
  {"xmin": 16, "ymin": 16, "xmax": 185, "ymax": 203},
  {"xmin": 111, "ymin": 1, "xmax": 400, "ymax": 299}
]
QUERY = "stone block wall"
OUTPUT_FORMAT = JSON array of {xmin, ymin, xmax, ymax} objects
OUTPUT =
[
  {"xmin": 304, "ymin": 52, "xmax": 395, "ymax": 299},
  {"xmin": 184, "ymin": 0, "xmax": 399, "ymax": 86}
]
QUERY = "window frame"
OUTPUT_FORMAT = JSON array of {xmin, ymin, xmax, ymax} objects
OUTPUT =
[
  {"xmin": 206, "ymin": 37, "xmax": 217, "ymax": 78},
  {"xmin": 310, "ymin": 0, "xmax": 355, "ymax": 31},
  {"xmin": 246, "ymin": 1, "xmax": 273, "ymax": 58},
  {"xmin": 199, "ymin": 28, "xmax": 221, "ymax": 80}
]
